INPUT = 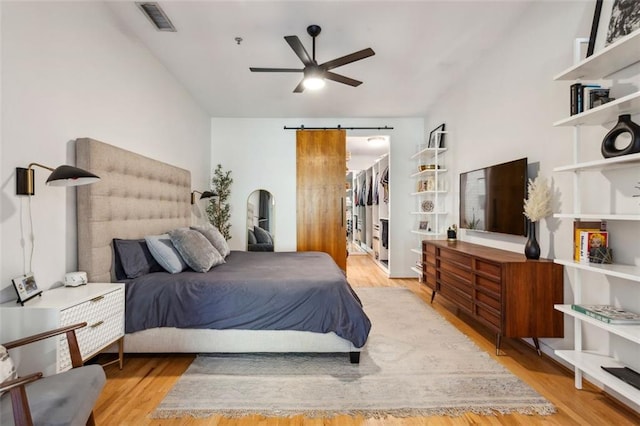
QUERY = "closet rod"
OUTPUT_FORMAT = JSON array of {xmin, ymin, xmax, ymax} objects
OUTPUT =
[{"xmin": 284, "ymin": 125, "xmax": 394, "ymax": 130}]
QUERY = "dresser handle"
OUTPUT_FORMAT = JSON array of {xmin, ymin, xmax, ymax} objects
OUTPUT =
[
  {"xmin": 90, "ymin": 321, "xmax": 104, "ymax": 328},
  {"xmin": 90, "ymin": 295, "xmax": 104, "ymax": 303}
]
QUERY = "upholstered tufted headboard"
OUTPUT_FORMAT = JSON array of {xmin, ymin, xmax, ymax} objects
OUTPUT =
[{"xmin": 76, "ymin": 138, "xmax": 191, "ymax": 283}]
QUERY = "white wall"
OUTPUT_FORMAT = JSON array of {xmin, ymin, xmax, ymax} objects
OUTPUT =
[
  {"xmin": 0, "ymin": 2, "xmax": 211, "ymax": 301},
  {"xmin": 211, "ymin": 117, "xmax": 423, "ymax": 277},
  {"xmin": 425, "ymin": 0, "xmax": 640, "ymax": 407}
]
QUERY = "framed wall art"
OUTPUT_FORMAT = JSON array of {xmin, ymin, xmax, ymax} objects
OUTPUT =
[
  {"xmin": 427, "ymin": 123, "xmax": 446, "ymax": 148},
  {"xmin": 11, "ymin": 273, "xmax": 42, "ymax": 305},
  {"xmin": 589, "ymin": 0, "xmax": 640, "ymax": 56}
]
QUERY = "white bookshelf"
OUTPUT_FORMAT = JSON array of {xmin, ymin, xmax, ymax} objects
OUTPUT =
[{"xmin": 552, "ymin": 27, "xmax": 640, "ymax": 407}]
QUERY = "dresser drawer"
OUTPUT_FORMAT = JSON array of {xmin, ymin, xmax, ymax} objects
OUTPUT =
[
  {"xmin": 424, "ymin": 243, "xmax": 436, "ymax": 256},
  {"xmin": 440, "ymin": 269, "xmax": 472, "ymax": 297},
  {"xmin": 60, "ymin": 287, "xmax": 124, "ymax": 327},
  {"xmin": 58, "ymin": 311, "xmax": 124, "ymax": 371},
  {"xmin": 438, "ymin": 248, "xmax": 472, "ymax": 268},
  {"xmin": 57, "ymin": 287, "xmax": 125, "ymax": 371},
  {"xmin": 475, "ymin": 303, "xmax": 501, "ymax": 331},
  {"xmin": 476, "ymin": 274, "xmax": 501, "ymax": 299},
  {"xmin": 440, "ymin": 261, "xmax": 472, "ymax": 284},
  {"xmin": 475, "ymin": 259, "xmax": 501, "ymax": 280},
  {"xmin": 440, "ymin": 284, "xmax": 472, "ymax": 314}
]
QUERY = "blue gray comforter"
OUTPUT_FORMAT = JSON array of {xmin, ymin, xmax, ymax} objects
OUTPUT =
[{"xmin": 124, "ymin": 251, "xmax": 371, "ymax": 347}]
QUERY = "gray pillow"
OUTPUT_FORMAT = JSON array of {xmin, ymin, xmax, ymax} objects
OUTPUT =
[
  {"xmin": 144, "ymin": 234, "xmax": 187, "ymax": 274},
  {"xmin": 113, "ymin": 238, "xmax": 162, "ymax": 279},
  {"xmin": 169, "ymin": 228, "xmax": 225, "ymax": 272},
  {"xmin": 191, "ymin": 223, "xmax": 231, "ymax": 258},
  {"xmin": 248, "ymin": 229, "xmax": 257, "ymax": 245},
  {"xmin": 253, "ymin": 226, "xmax": 273, "ymax": 245}
]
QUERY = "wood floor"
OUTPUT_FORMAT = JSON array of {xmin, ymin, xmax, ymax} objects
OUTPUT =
[{"xmin": 94, "ymin": 254, "xmax": 640, "ymax": 425}]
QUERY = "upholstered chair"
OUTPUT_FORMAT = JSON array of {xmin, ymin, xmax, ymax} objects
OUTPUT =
[{"xmin": 0, "ymin": 323, "xmax": 106, "ymax": 426}]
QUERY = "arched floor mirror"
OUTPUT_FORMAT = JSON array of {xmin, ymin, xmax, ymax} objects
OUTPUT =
[{"xmin": 247, "ymin": 189, "xmax": 275, "ymax": 251}]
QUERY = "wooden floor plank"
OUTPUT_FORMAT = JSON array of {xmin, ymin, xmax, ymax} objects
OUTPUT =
[{"xmin": 94, "ymin": 254, "xmax": 640, "ymax": 425}]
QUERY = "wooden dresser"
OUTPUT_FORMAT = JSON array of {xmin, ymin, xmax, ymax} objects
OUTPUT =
[{"xmin": 422, "ymin": 240, "xmax": 563, "ymax": 354}]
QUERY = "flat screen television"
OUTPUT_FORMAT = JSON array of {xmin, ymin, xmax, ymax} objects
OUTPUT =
[{"xmin": 459, "ymin": 158, "xmax": 528, "ymax": 236}]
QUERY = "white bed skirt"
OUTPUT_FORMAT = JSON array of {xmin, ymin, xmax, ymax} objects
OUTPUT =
[{"xmin": 121, "ymin": 327, "xmax": 359, "ymax": 354}]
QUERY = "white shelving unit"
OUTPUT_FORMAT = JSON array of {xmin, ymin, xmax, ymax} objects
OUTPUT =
[
  {"xmin": 409, "ymin": 133, "xmax": 449, "ymax": 278},
  {"xmin": 552, "ymin": 28, "xmax": 640, "ymax": 407}
]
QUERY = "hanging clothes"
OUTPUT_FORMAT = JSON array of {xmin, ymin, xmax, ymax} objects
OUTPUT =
[
  {"xmin": 373, "ymin": 171, "xmax": 379, "ymax": 205},
  {"xmin": 380, "ymin": 166, "xmax": 390, "ymax": 203},
  {"xmin": 366, "ymin": 174, "xmax": 373, "ymax": 205},
  {"xmin": 381, "ymin": 219, "xmax": 389, "ymax": 249}
]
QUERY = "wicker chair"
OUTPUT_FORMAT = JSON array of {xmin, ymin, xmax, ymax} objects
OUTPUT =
[{"xmin": 0, "ymin": 323, "xmax": 106, "ymax": 426}]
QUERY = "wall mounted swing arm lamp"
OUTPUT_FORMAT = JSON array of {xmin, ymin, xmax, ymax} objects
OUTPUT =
[
  {"xmin": 16, "ymin": 163, "xmax": 100, "ymax": 196},
  {"xmin": 190, "ymin": 190, "xmax": 217, "ymax": 204}
]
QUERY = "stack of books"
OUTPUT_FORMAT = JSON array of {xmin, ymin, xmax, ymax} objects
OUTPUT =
[{"xmin": 571, "ymin": 304, "xmax": 640, "ymax": 324}]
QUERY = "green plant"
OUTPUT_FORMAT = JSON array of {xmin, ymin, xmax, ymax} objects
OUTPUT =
[
  {"xmin": 466, "ymin": 209, "xmax": 480, "ymax": 229},
  {"xmin": 206, "ymin": 164, "xmax": 233, "ymax": 240}
]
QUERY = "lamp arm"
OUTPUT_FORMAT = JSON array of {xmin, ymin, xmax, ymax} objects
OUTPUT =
[{"xmin": 26, "ymin": 163, "xmax": 55, "ymax": 172}]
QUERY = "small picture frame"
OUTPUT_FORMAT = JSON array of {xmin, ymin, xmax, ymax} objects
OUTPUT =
[
  {"xmin": 12, "ymin": 273, "xmax": 42, "ymax": 306},
  {"xmin": 427, "ymin": 123, "xmax": 446, "ymax": 148},
  {"xmin": 418, "ymin": 221, "xmax": 429, "ymax": 230}
]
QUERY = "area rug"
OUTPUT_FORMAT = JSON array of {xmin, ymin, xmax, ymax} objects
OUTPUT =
[{"xmin": 152, "ymin": 287, "xmax": 555, "ymax": 418}]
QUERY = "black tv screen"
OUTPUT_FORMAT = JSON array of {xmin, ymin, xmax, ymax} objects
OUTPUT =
[{"xmin": 459, "ymin": 158, "xmax": 527, "ymax": 236}]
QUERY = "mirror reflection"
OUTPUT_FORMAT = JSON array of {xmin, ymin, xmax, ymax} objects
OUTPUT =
[{"xmin": 247, "ymin": 190, "xmax": 275, "ymax": 251}]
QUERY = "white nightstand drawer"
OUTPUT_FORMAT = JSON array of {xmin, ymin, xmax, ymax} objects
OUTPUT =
[
  {"xmin": 1, "ymin": 283, "xmax": 126, "ymax": 376},
  {"xmin": 58, "ymin": 311, "xmax": 124, "ymax": 371},
  {"xmin": 60, "ymin": 287, "xmax": 124, "ymax": 327}
]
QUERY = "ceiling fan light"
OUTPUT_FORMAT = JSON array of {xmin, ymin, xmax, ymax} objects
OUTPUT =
[{"xmin": 303, "ymin": 77, "xmax": 325, "ymax": 90}]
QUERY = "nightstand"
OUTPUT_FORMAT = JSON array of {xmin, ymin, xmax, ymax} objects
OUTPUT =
[{"xmin": 0, "ymin": 283, "xmax": 125, "ymax": 376}]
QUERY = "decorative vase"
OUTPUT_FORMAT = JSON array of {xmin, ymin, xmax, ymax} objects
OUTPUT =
[
  {"xmin": 524, "ymin": 221, "xmax": 541, "ymax": 260},
  {"xmin": 601, "ymin": 114, "xmax": 640, "ymax": 158}
]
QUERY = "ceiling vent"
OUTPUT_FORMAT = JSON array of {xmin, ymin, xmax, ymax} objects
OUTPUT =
[{"xmin": 136, "ymin": 2, "xmax": 176, "ymax": 32}]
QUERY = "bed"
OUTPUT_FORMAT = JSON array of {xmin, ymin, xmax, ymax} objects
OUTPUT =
[{"xmin": 75, "ymin": 138, "xmax": 369, "ymax": 363}]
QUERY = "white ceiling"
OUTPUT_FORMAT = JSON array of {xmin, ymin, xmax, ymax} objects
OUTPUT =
[{"xmin": 106, "ymin": 0, "xmax": 532, "ymax": 119}]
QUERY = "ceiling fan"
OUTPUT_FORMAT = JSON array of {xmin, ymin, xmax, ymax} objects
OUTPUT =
[{"xmin": 250, "ymin": 25, "xmax": 375, "ymax": 93}]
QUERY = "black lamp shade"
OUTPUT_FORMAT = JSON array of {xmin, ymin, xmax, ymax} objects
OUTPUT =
[
  {"xmin": 46, "ymin": 165, "xmax": 100, "ymax": 187},
  {"xmin": 16, "ymin": 163, "xmax": 100, "ymax": 195},
  {"xmin": 199, "ymin": 191, "xmax": 216, "ymax": 200},
  {"xmin": 191, "ymin": 190, "xmax": 217, "ymax": 204}
]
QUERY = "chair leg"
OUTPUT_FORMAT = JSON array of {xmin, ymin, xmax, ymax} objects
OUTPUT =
[
  {"xmin": 10, "ymin": 386, "xmax": 34, "ymax": 426},
  {"xmin": 86, "ymin": 411, "xmax": 96, "ymax": 426}
]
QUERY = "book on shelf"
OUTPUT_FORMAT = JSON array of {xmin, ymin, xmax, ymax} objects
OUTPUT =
[
  {"xmin": 571, "ymin": 304, "xmax": 640, "ymax": 324},
  {"xmin": 579, "ymin": 230, "xmax": 608, "ymax": 264},
  {"xmin": 573, "ymin": 220, "xmax": 605, "ymax": 261}
]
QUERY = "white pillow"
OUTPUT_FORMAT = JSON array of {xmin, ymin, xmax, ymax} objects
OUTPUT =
[
  {"xmin": 0, "ymin": 345, "xmax": 17, "ymax": 384},
  {"xmin": 144, "ymin": 233, "xmax": 187, "ymax": 274}
]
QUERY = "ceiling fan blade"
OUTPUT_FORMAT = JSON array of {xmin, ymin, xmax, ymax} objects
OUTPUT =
[
  {"xmin": 250, "ymin": 67, "xmax": 303, "ymax": 72},
  {"xmin": 293, "ymin": 80, "xmax": 306, "ymax": 93},
  {"xmin": 285, "ymin": 35, "xmax": 314, "ymax": 66},
  {"xmin": 320, "ymin": 48, "xmax": 375, "ymax": 71},
  {"xmin": 324, "ymin": 71, "xmax": 362, "ymax": 87}
]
